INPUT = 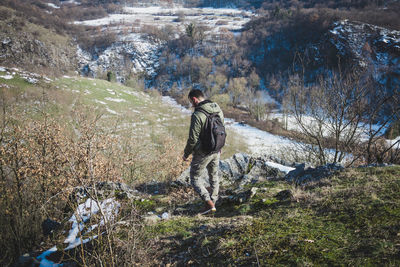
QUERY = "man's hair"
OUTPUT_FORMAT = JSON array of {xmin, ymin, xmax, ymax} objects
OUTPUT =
[{"xmin": 188, "ymin": 89, "xmax": 204, "ymax": 99}]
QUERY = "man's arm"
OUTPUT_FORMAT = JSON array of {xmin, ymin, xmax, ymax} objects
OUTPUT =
[{"xmin": 183, "ymin": 113, "xmax": 202, "ymax": 159}]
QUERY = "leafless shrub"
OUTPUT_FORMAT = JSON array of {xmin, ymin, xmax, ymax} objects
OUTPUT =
[
  {"xmin": 0, "ymin": 84, "xmax": 188, "ymax": 265},
  {"xmin": 77, "ymin": 28, "xmax": 117, "ymax": 54},
  {"xmin": 286, "ymin": 65, "xmax": 400, "ymax": 166}
]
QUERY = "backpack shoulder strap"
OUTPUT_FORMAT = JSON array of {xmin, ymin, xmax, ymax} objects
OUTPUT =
[{"xmin": 195, "ymin": 106, "xmax": 210, "ymax": 117}]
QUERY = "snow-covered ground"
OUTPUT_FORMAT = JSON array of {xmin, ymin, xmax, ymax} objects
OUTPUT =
[
  {"xmin": 75, "ymin": 5, "xmax": 252, "ymax": 82},
  {"xmin": 162, "ymin": 96, "xmax": 298, "ymax": 158},
  {"xmin": 76, "ymin": 6, "xmax": 252, "ymax": 34},
  {"xmin": 46, "ymin": 3, "xmax": 60, "ymax": 9},
  {"xmin": 224, "ymin": 118, "xmax": 298, "ymax": 156},
  {"xmin": 388, "ymin": 136, "xmax": 400, "ymax": 149},
  {"xmin": 270, "ymin": 113, "xmax": 389, "ymax": 142}
]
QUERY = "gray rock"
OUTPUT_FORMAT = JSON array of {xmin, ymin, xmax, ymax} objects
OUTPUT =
[
  {"xmin": 173, "ymin": 153, "xmax": 288, "ymax": 188},
  {"xmin": 285, "ymin": 163, "xmax": 344, "ymax": 185},
  {"xmin": 218, "ymin": 187, "xmax": 259, "ymax": 205},
  {"xmin": 70, "ymin": 181, "xmax": 143, "ymax": 202}
]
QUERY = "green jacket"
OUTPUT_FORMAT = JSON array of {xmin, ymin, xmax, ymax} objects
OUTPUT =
[{"xmin": 184, "ymin": 100, "xmax": 224, "ymax": 158}]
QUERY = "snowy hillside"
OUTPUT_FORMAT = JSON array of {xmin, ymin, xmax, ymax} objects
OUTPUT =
[
  {"xmin": 329, "ymin": 20, "xmax": 400, "ymax": 89},
  {"xmin": 75, "ymin": 6, "xmax": 253, "ymax": 81}
]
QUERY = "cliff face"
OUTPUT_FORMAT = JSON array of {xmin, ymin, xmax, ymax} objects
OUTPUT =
[
  {"xmin": 248, "ymin": 19, "xmax": 400, "ymax": 91},
  {"xmin": 328, "ymin": 20, "xmax": 400, "ymax": 90}
]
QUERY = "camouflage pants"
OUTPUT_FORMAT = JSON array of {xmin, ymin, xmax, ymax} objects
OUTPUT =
[{"xmin": 190, "ymin": 150, "xmax": 220, "ymax": 203}]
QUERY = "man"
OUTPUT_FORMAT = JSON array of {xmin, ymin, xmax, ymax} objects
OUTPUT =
[{"xmin": 182, "ymin": 89, "xmax": 224, "ymax": 214}]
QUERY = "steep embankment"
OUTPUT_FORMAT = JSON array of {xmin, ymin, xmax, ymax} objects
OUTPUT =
[
  {"xmin": 2, "ymin": 68, "xmax": 399, "ymax": 266},
  {"xmin": 0, "ymin": 6, "xmax": 77, "ymax": 76}
]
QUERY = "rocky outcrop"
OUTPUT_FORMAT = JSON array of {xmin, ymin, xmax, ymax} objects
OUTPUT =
[
  {"xmin": 173, "ymin": 153, "xmax": 292, "ymax": 188},
  {"xmin": 78, "ymin": 36, "xmax": 161, "ymax": 82},
  {"xmin": 285, "ymin": 163, "xmax": 344, "ymax": 185},
  {"xmin": 69, "ymin": 181, "xmax": 145, "ymax": 202},
  {"xmin": 0, "ymin": 31, "xmax": 77, "ymax": 75},
  {"xmin": 328, "ymin": 20, "xmax": 400, "ymax": 90}
]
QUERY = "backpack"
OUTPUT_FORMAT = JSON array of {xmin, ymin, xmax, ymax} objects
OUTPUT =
[{"xmin": 195, "ymin": 104, "xmax": 226, "ymax": 154}]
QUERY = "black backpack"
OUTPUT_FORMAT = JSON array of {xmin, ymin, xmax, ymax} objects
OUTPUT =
[{"xmin": 195, "ymin": 103, "xmax": 226, "ymax": 154}]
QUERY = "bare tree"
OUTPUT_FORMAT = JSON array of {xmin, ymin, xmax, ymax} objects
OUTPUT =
[{"xmin": 287, "ymin": 67, "xmax": 400, "ymax": 166}]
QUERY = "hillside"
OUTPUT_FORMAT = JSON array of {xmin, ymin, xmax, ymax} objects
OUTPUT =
[
  {"xmin": 1, "ymin": 1, "xmax": 400, "ymax": 266},
  {"xmin": 0, "ymin": 67, "xmax": 248, "ymax": 266},
  {"xmin": 0, "ymin": 5, "xmax": 77, "ymax": 76},
  {"xmin": 146, "ymin": 165, "xmax": 400, "ymax": 266}
]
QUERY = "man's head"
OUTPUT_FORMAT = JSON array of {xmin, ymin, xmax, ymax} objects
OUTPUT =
[{"xmin": 188, "ymin": 89, "xmax": 205, "ymax": 107}]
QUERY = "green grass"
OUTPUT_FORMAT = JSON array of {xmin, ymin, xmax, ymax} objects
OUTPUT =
[
  {"xmin": 147, "ymin": 216, "xmax": 199, "ymax": 240},
  {"xmin": 213, "ymin": 166, "xmax": 400, "ymax": 266},
  {"xmin": 0, "ymin": 73, "xmax": 36, "ymax": 91},
  {"xmin": 134, "ymin": 166, "xmax": 400, "ymax": 265}
]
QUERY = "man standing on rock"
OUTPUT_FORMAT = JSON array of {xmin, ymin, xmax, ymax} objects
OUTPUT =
[{"xmin": 182, "ymin": 89, "xmax": 225, "ymax": 214}]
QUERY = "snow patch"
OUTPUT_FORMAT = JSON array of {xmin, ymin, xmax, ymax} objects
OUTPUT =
[
  {"xmin": 0, "ymin": 75, "xmax": 13, "ymax": 80},
  {"xmin": 161, "ymin": 96, "xmax": 192, "ymax": 114},
  {"xmin": 47, "ymin": 3, "xmax": 60, "ymax": 9},
  {"xmin": 105, "ymin": 97, "xmax": 127, "ymax": 103},
  {"xmin": 265, "ymin": 161, "xmax": 295, "ymax": 173},
  {"xmin": 106, "ymin": 88, "xmax": 117, "ymax": 95},
  {"xmin": 105, "ymin": 107, "xmax": 119, "ymax": 115},
  {"xmin": 387, "ymin": 136, "xmax": 400, "ymax": 149},
  {"xmin": 65, "ymin": 198, "xmax": 120, "ymax": 250},
  {"xmin": 225, "ymin": 118, "xmax": 297, "ymax": 156},
  {"xmin": 94, "ymin": 100, "xmax": 107, "ymax": 105}
]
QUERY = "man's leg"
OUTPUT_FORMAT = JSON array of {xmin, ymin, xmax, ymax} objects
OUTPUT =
[
  {"xmin": 190, "ymin": 151, "xmax": 212, "ymax": 202},
  {"xmin": 207, "ymin": 152, "xmax": 220, "ymax": 204}
]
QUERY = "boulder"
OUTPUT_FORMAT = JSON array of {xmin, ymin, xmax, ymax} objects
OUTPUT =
[
  {"xmin": 173, "ymin": 153, "xmax": 289, "ymax": 188},
  {"xmin": 285, "ymin": 163, "xmax": 344, "ymax": 185}
]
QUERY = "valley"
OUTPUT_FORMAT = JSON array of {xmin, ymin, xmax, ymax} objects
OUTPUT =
[{"xmin": 1, "ymin": 1, "xmax": 400, "ymax": 266}]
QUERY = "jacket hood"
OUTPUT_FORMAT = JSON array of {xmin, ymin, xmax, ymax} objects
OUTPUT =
[{"xmin": 196, "ymin": 100, "xmax": 221, "ymax": 114}]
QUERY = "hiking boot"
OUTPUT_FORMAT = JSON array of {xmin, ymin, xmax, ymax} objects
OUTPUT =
[{"xmin": 200, "ymin": 200, "xmax": 216, "ymax": 215}]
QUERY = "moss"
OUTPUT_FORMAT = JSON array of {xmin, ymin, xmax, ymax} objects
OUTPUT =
[
  {"xmin": 202, "ymin": 167, "xmax": 400, "ymax": 265},
  {"xmin": 132, "ymin": 199, "xmax": 156, "ymax": 212},
  {"xmin": 147, "ymin": 217, "xmax": 197, "ymax": 240}
]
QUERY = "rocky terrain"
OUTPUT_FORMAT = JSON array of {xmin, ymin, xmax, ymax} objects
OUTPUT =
[
  {"xmin": 17, "ymin": 152, "xmax": 399, "ymax": 266},
  {"xmin": 329, "ymin": 20, "xmax": 400, "ymax": 89},
  {"xmin": 0, "ymin": 6, "xmax": 77, "ymax": 76},
  {"xmin": 1, "ymin": 1, "xmax": 400, "ymax": 266},
  {"xmin": 74, "ymin": 5, "xmax": 253, "ymax": 81}
]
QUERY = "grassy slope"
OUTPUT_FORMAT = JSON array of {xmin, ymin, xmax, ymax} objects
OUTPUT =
[
  {"xmin": 4, "ymin": 73, "xmax": 399, "ymax": 265},
  {"xmin": 52, "ymin": 76, "xmax": 248, "ymax": 158},
  {"xmin": 140, "ymin": 166, "xmax": 400, "ymax": 265},
  {"xmin": 0, "ymin": 72, "xmax": 248, "ymax": 170}
]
